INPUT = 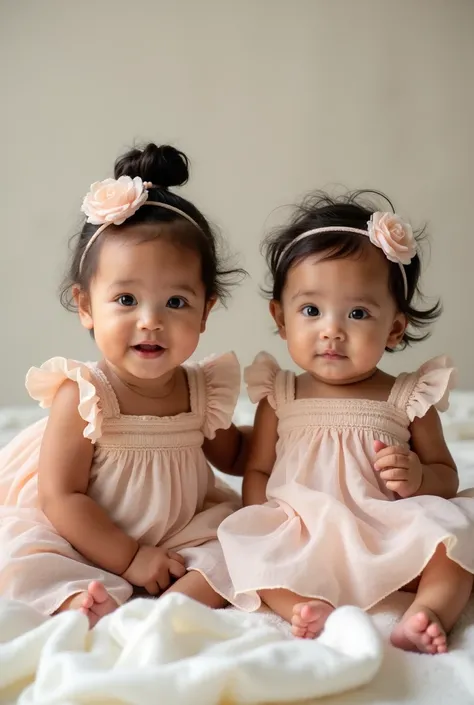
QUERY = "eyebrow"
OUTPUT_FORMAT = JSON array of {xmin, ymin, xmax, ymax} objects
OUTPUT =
[
  {"xmin": 170, "ymin": 283, "xmax": 199, "ymax": 296},
  {"xmin": 110, "ymin": 280, "xmax": 199, "ymax": 296},
  {"xmin": 110, "ymin": 279, "xmax": 140, "ymax": 288},
  {"xmin": 291, "ymin": 290, "xmax": 381, "ymax": 309},
  {"xmin": 291, "ymin": 290, "xmax": 320, "ymax": 302}
]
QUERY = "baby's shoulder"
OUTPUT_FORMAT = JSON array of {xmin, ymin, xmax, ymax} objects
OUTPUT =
[
  {"xmin": 25, "ymin": 357, "xmax": 103, "ymax": 442},
  {"xmin": 388, "ymin": 356, "xmax": 457, "ymax": 421},
  {"xmin": 244, "ymin": 352, "xmax": 293, "ymax": 409}
]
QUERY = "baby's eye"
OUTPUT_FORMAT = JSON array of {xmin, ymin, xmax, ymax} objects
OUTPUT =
[
  {"xmin": 116, "ymin": 294, "xmax": 137, "ymax": 307},
  {"xmin": 167, "ymin": 297, "xmax": 186, "ymax": 309},
  {"xmin": 349, "ymin": 308, "xmax": 369, "ymax": 320},
  {"xmin": 302, "ymin": 305, "xmax": 320, "ymax": 317}
]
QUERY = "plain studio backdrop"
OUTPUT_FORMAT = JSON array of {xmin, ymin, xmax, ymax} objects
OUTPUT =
[{"xmin": 1, "ymin": 0, "xmax": 473, "ymax": 404}]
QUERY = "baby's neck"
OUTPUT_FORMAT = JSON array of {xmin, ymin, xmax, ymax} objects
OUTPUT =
[
  {"xmin": 295, "ymin": 368, "xmax": 396, "ymax": 403},
  {"xmin": 98, "ymin": 361, "xmax": 191, "ymax": 418}
]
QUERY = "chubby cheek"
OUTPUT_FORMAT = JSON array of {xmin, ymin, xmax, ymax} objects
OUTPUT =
[
  {"xmin": 94, "ymin": 326, "xmax": 126, "ymax": 356},
  {"xmin": 91, "ymin": 309, "xmax": 132, "ymax": 349},
  {"xmin": 100, "ymin": 311, "xmax": 132, "ymax": 337},
  {"xmin": 286, "ymin": 319, "xmax": 315, "ymax": 361},
  {"xmin": 352, "ymin": 326, "xmax": 386, "ymax": 361},
  {"xmin": 169, "ymin": 314, "xmax": 203, "ymax": 352}
]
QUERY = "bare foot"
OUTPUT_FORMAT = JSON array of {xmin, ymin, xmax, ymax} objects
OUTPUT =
[
  {"xmin": 292, "ymin": 600, "xmax": 335, "ymax": 639},
  {"xmin": 390, "ymin": 608, "xmax": 448, "ymax": 654},
  {"xmin": 79, "ymin": 581, "xmax": 118, "ymax": 628}
]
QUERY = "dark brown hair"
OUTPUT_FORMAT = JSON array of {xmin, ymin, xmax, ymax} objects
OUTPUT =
[
  {"xmin": 263, "ymin": 190, "xmax": 441, "ymax": 351},
  {"xmin": 60, "ymin": 143, "xmax": 245, "ymax": 309}
]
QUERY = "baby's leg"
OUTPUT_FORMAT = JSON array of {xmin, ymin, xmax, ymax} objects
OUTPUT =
[
  {"xmin": 391, "ymin": 544, "xmax": 473, "ymax": 654},
  {"xmin": 55, "ymin": 581, "xmax": 118, "ymax": 629},
  {"xmin": 259, "ymin": 588, "xmax": 334, "ymax": 638},
  {"xmin": 163, "ymin": 570, "xmax": 227, "ymax": 608}
]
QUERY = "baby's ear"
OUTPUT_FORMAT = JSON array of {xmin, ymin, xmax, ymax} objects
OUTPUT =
[
  {"xmin": 270, "ymin": 300, "xmax": 287, "ymax": 340},
  {"xmin": 200, "ymin": 296, "xmax": 217, "ymax": 333},
  {"xmin": 386, "ymin": 312, "xmax": 407, "ymax": 349},
  {"xmin": 74, "ymin": 286, "xmax": 94, "ymax": 331}
]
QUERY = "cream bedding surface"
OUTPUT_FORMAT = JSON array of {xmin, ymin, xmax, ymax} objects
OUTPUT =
[{"xmin": 0, "ymin": 395, "xmax": 473, "ymax": 704}]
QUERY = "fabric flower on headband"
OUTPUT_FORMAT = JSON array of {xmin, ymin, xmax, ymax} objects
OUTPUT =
[
  {"xmin": 77, "ymin": 177, "xmax": 202, "ymax": 274},
  {"xmin": 367, "ymin": 212, "xmax": 416, "ymax": 266},
  {"xmin": 81, "ymin": 176, "xmax": 150, "ymax": 226}
]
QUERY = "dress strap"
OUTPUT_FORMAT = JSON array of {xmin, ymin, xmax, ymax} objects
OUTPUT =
[
  {"xmin": 88, "ymin": 366, "xmax": 121, "ymax": 420},
  {"xmin": 184, "ymin": 365, "xmax": 203, "ymax": 419},
  {"xmin": 184, "ymin": 353, "xmax": 240, "ymax": 438},
  {"xmin": 387, "ymin": 372, "xmax": 417, "ymax": 412},
  {"xmin": 274, "ymin": 369, "xmax": 296, "ymax": 407}
]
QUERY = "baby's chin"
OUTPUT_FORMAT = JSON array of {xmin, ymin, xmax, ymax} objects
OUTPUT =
[{"xmin": 308, "ymin": 361, "xmax": 375, "ymax": 386}]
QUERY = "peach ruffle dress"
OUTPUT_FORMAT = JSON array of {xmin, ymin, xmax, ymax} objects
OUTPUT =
[
  {"xmin": 216, "ymin": 352, "xmax": 474, "ymax": 612},
  {"xmin": 0, "ymin": 353, "xmax": 240, "ymax": 615}
]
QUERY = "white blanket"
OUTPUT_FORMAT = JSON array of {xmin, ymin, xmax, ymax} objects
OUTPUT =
[
  {"xmin": 1, "ymin": 400, "xmax": 474, "ymax": 704},
  {"xmin": 313, "ymin": 592, "xmax": 474, "ymax": 705},
  {"xmin": 0, "ymin": 593, "xmax": 382, "ymax": 705},
  {"xmin": 1, "ymin": 592, "xmax": 473, "ymax": 705},
  {"xmin": 240, "ymin": 593, "xmax": 474, "ymax": 705}
]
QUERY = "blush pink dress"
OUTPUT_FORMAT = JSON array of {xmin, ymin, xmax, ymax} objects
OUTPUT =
[
  {"xmin": 0, "ymin": 353, "xmax": 240, "ymax": 615},
  {"xmin": 215, "ymin": 352, "xmax": 474, "ymax": 612}
]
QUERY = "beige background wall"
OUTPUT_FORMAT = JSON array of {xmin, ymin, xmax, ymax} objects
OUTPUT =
[{"xmin": 1, "ymin": 0, "xmax": 473, "ymax": 405}]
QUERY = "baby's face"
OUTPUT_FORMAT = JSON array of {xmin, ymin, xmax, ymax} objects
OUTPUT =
[
  {"xmin": 271, "ymin": 246, "xmax": 407, "ymax": 385},
  {"xmin": 77, "ymin": 228, "xmax": 212, "ymax": 384}
]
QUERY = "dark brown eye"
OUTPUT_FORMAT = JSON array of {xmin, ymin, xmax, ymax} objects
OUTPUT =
[
  {"xmin": 167, "ymin": 297, "xmax": 186, "ymax": 309},
  {"xmin": 302, "ymin": 305, "xmax": 320, "ymax": 317},
  {"xmin": 117, "ymin": 294, "xmax": 136, "ymax": 307},
  {"xmin": 349, "ymin": 308, "xmax": 368, "ymax": 320}
]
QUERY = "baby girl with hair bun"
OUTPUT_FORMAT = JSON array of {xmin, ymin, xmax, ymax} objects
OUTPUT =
[{"xmin": 0, "ymin": 142, "xmax": 248, "ymax": 627}]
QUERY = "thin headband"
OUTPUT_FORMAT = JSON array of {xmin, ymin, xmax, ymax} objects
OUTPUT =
[
  {"xmin": 79, "ymin": 177, "xmax": 203, "ymax": 273},
  {"xmin": 275, "ymin": 214, "xmax": 417, "ymax": 298}
]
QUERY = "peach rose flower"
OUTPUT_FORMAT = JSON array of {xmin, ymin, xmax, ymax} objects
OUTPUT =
[
  {"xmin": 367, "ymin": 212, "xmax": 416, "ymax": 265},
  {"xmin": 81, "ymin": 176, "xmax": 149, "ymax": 225}
]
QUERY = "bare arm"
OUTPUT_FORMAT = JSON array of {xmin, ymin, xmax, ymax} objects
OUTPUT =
[
  {"xmin": 203, "ymin": 424, "xmax": 253, "ymax": 477},
  {"xmin": 38, "ymin": 380, "xmax": 138, "ymax": 574},
  {"xmin": 242, "ymin": 398, "xmax": 278, "ymax": 506},
  {"xmin": 410, "ymin": 406, "xmax": 459, "ymax": 498}
]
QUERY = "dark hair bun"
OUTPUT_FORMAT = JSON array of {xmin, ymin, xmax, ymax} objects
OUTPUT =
[{"xmin": 114, "ymin": 143, "xmax": 189, "ymax": 189}]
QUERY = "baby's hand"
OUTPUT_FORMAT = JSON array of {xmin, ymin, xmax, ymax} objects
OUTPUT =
[
  {"xmin": 122, "ymin": 545, "xmax": 186, "ymax": 595},
  {"xmin": 373, "ymin": 440, "xmax": 423, "ymax": 498}
]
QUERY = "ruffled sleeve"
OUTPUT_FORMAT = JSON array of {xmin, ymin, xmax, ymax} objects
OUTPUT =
[
  {"xmin": 244, "ymin": 351, "xmax": 281, "ymax": 409},
  {"xmin": 25, "ymin": 357, "xmax": 102, "ymax": 442},
  {"xmin": 406, "ymin": 355, "xmax": 457, "ymax": 422},
  {"xmin": 199, "ymin": 352, "xmax": 241, "ymax": 439}
]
